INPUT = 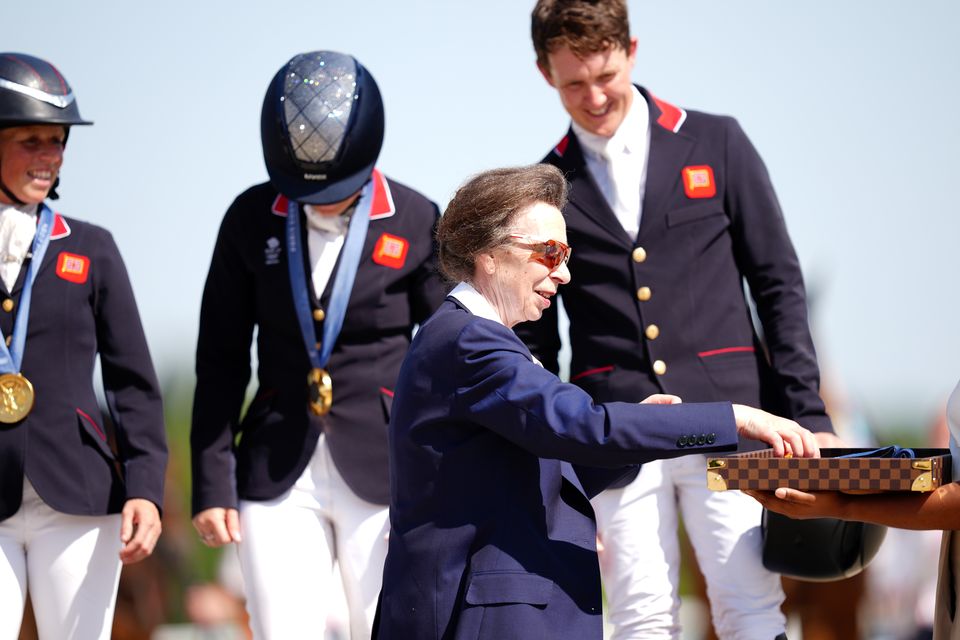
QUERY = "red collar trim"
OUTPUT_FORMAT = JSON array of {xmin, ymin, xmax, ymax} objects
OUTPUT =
[
  {"xmin": 270, "ymin": 168, "xmax": 395, "ymax": 220},
  {"xmin": 50, "ymin": 213, "xmax": 71, "ymax": 240},
  {"xmin": 553, "ymin": 135, "xmax": 570, "ymax": 158},
  {"xmin": 650, "ymin": 93, "xmax": 687, "ymax": 133},
  {"xmin": 271, "ymin": 193, "xmax": 289, "ymax": 217},
  {"xmin": 368, "ymin": 168, "xmax": 396, "ymax": 220}
]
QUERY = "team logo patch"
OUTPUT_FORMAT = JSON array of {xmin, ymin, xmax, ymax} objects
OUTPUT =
[
  {"xmin": 372, "ymin": 233, "xmax": 408, "ymax": 269},
  {"xmin": 264, "ymin": 237, "xmax": 282, "ymax": 265},
  {"xmin": 682, "ymin": 165, "xmax": 716, "ymax": 199},
  {"xmin": 56, "ymin": 252, "xmax": 89, "ymax": 283}
]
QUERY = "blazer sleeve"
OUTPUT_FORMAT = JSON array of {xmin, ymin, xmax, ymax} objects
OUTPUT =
[
  {"xmin": 452, "ymin": 318, "xmax": 737, "ymax": 467},
  {"xmin": 190, "ymin": 204, "xmax": 256, "ymax": 514},
  {"xmin": 723, "ymin": 117, "xmax": 833, "ymax": 434},
  {"xmin": 571, "ymin": 464, "xmax": 637, "ymax": 498},
  {"xmin": 93, "ymin": 230, "xmax": 168, "ymax": 510}
]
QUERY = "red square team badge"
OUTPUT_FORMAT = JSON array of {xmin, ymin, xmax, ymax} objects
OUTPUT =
[
  {"xmin": 56, "ymin": 252, "xmax": 90, "ymax": 284},
  {"xmin": 682, "ymin": 165, "xmax": 716, "ymax": 199},
  {"xmin": 372, "ymin": 233, "xmax": 409, "ymax": 270}
]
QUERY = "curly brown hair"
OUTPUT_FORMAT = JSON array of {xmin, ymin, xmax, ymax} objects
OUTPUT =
[
  {"xmin": 531, "ymin": 0, "xmax": 631, "ymax": 70},
  {"xmin": 437, "ymin": 164, "xmax": 568, "ymax": 283}
]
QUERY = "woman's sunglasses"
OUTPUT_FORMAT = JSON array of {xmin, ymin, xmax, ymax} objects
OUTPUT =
[{"xmin": 508, "ymin": 234, "xmax": 572, "ymax": 270}]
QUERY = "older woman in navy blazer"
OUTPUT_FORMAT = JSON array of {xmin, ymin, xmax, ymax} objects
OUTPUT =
[{"xmin": 375, "ymin": 164, "xmax": 819, "ymax": 640}]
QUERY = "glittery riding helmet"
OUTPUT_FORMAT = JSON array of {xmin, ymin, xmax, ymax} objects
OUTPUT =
[
  {"xmin": 260, "ymin": 51, "xmax": 384, "ymax": 205},
  {"xmin": 0, "ymin": 53, "xmax": 92, "ymax": 128}
]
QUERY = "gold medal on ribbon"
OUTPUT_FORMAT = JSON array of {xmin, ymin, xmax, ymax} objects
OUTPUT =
[
  {"xmin": 0, "ymin": 372, "xmax": 34, "ymax": 424},
  {"xmin": 307, "ymin": 368, "xmax": 333, "ymax": 416}
]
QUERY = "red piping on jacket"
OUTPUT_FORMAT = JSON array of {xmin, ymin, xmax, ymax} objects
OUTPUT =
[
  {"xmin": 570, "ymin": 365, "xmax": 614, "ymax": 382},
  {"xmin": 77, "ymin": 408, "xmax": 106, "ymax": 441},
  {"xmin": 697, "ymin": 346, "xmax": 755, "ymax": 358}
]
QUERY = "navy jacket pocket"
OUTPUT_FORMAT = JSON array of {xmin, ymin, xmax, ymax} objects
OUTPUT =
[
  {"xmin": 465, "ymin": 571, "xmax": 553, "ymax": 606},
  {"xmin": 666, "ymin": 202, "xmax": 725, "ymax": 227}
]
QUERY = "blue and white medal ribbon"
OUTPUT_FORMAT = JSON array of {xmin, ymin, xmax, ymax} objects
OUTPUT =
[
  {"xmin": 286, "ymin": 180, "xmax": 372, "ymax": 415},
  {"xmin": 0, "ymin": 204, "xmax": 55, "ymax": 424}
]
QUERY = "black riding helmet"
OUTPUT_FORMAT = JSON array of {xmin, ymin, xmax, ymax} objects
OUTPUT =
[
  {"xmin": 761, "ymin": 509, "xmax": 887, "ymax": 582},
  {"xmin": 260, "ymin": 51, "xmax": 384, "ymax": 205},
  {"xmin": 0, "ymin": 53, "xmax": 92, "ymax": 128},
  {"xmin": 0, "ymin": 53, "xmax": 92, "ymax": 202}
]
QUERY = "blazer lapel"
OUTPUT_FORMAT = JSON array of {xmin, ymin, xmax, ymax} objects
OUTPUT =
[
  {"xmin": 21, "ymin": 237, "xmax": 64, "ymax": 292},
  {"xmin": 11, "ymin": 212, "xmax": 71, "ymax": 296},
  {"xmin": 15, "ymin": 254, "xmax": 60, "ymax": 297},
  {"xmin": 637, "ymin": 88, "xmax": 696, "ymax": 239},
  {"xmin": 556, "ymin": 132, "xmax": 634, "ymax": 249}
]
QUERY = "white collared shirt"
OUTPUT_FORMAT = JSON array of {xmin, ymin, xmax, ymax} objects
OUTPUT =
[
  {"xmin": 449, "ymin": 281, "xmax": 504, "ymax": 326},
  {"xmin": 304, "ymin": 204, "xmax": 350, "ymax": 298},
  {"xmin": 449, "ymin": 281, "xmax": 543, "ymax": 367},
  {"xmin": 0, "ymin": 203, "xmax": 38, "ymax": 292},
  {"xmin": 572, "ymin": 85, "xmax": 650, "ymax": 239}
]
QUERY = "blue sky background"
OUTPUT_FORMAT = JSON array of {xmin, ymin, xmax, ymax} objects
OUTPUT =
[{"xmin": 6, "ymin": 0, "xmax": 959, "ymax": 433}]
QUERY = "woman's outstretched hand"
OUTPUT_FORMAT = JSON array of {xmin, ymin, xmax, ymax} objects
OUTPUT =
[{"xmin": 732, "ymin": 404, "xmax": 820, "ymax": 459}]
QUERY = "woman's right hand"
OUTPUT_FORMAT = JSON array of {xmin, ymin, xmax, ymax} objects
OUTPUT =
[
  {"xmin": 745, "ymin": 488, "xmax": 848, "ymax": 520},
  {"xmin": 192, "ymin": 507, "xmax": 242, "ymax": 547},
  {"xmin": 732, "ymin": 404, "xmax": 820, "ymax": 459}
]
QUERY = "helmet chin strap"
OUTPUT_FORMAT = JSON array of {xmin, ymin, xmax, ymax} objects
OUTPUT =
[
  {"xmin": 47, "ymin": 176, "xmax": 60, "ymax": 200},
  {"xmin": 0, "ymin": 176, "xmax": 58, "ymax": 203},
  {"xmin": 0, "ymin": 176, "xmax": 27, "ymax": 206}
]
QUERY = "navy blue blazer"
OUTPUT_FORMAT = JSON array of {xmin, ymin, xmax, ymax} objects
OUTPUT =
[
  {"xmin": 191, "ymin": 171, "xmax": 447, "ymax": 514},
  {"xmin": 0, "ymin": 209, "xmax": 167, "ymax": 520},
  {"xmin": 517, "ymin": 86, "xmax": 832, "ymax": 457},
  {"xmin": 377, "ymin": 298, "xmax": 738, "ymax": 640}
]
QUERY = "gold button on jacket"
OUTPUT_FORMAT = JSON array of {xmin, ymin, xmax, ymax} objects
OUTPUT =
[
  {"xmin": 632, "ymin": 247, "xmax": 647, "ymax": 263},
  {"xmin": 645, "ymin": 324, "xmax": 660, "ymax": 340},
  {"xmin": 653, "ymin": 360, "xmax": 667, "ymax": 375},
  {"xmin": 1, "ymin": 299, "xmax": 13, "ymax": 313},
  {"xmin": 312, "ymin": 308, "xmax": 326, "ymax": 322},
  {"xmin": 636, "ymin": 287, "xmax": 651, "ymax": 302}
]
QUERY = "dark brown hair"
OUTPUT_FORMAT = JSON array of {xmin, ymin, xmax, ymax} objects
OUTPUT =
[
  {"xmin": 531, "ymin": 0, "xmax": 631, "ymax": 70},
  {"xmin": 437, "ymin": 164, "xmax": 568, "ymax": 283}
]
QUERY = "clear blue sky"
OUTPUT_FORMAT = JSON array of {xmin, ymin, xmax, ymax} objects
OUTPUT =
[{"xmin": 7, "ymin": 0, "xmax": 959, "ymax": 431}]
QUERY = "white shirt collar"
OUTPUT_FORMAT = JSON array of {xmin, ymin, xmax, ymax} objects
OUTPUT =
[
  {"xmin": 572, "ymin": 85, "xmax": 648, "ymax": 161},
  {"xmin": 448, "ymin": 281, "xmax": 543, "ymax": 367},
  {"xmin": 449, "ymin": 281, "xmax": 504, "ymax": 325},
  {"xmin": 0, "ymin": 202, "xmax": 38, "ymax": 219},
  {"xmin": 0, "ymin": 204, "xmax": 38, "ymax": 290},
  {"xmin": 304, "ymin": 204, "xmax": 352, "ymax": 235}
]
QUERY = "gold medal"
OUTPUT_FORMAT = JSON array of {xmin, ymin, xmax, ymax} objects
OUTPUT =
[
  {"xmin": 0, "ymin": 373, "xmax": 34, "ymax": 424},
  {"xmin": 307, "ymin": 368, "xmax": 332, "ymax": 416}
]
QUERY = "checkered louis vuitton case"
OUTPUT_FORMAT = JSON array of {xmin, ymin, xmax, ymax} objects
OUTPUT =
[{"xmin": 707, "ymin": 448, "xmax": 952, "ymax": 492}]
